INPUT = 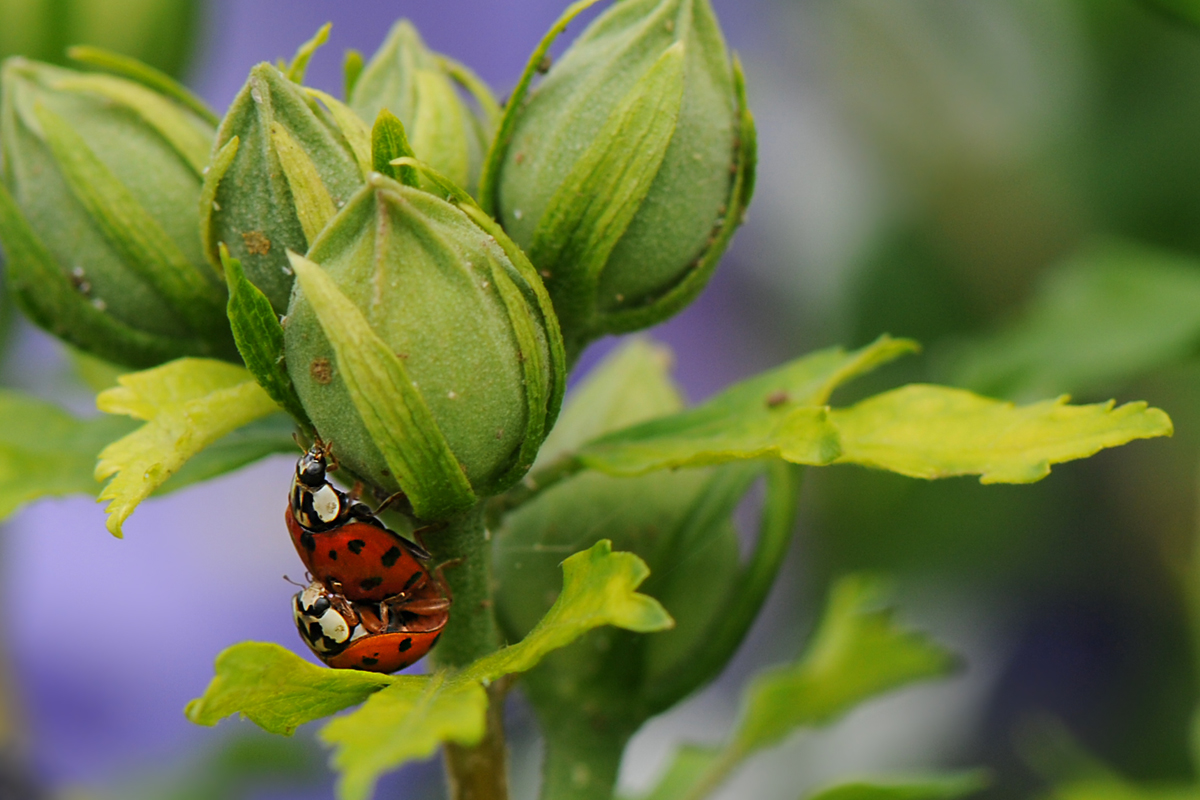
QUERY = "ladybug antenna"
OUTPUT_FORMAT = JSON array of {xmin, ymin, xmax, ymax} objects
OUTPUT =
[
  {"xmin": 291, "ymin": 431, "xmax": 309, "ymax": 453},
  {"xmin": 282, "ymin": 574, "xmax": 307, "ymax": 589}
]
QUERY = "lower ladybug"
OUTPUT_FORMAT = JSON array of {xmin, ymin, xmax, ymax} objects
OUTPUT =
[{"xmin": 292, "ymin": 579, "xmax": 450, "ymax": 674}]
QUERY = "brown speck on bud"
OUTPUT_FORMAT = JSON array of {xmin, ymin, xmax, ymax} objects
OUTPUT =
[
  {"xmin": 515, "ymin": 152, "xmax": 526, "ymax": 165},
  {"xmin": 540, "ymin": 270, "xmax": 551, "ymax": 279},
  {"xmin": 242, "ymin": 231, "xmax": 272, "ymax": 255},
  {"xmin": 537, "ymin": 56, "xmax": 552, "ymax": 74},
  {"xmin": 310, "ymin": 357, "xmax": 333, "ymax": 384},
  {"xmin": 765, "ymin": 390, "xmax": 789, "ymax": 408},
  {"xmin": 496, "ymin": 428, "xmax": 504, "ymax": 440}
]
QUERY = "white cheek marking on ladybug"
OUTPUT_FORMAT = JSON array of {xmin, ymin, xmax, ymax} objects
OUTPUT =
[
  {"xmin": 313, "ymin": 485, "xmax": 341, "ymax": 523},
  {"xmin": 300, "ymin": 583, "xmax": 325, "ymax": 610},
  {"xmin": 316, "ymin": 608, "xmax": 352, "ymax": 645}
]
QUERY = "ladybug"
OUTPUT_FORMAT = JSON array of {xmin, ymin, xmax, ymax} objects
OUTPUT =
[
  {"xmin": 292, "ymin": 579, "xmax": 450, "ymax": 673},
  {"xmin": 287, "ymin": 441, "xmax": 432, "ymax": 603}
]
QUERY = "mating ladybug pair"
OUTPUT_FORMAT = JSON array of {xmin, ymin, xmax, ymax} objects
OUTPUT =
[{"xmin": 287, "ymin": 441, "xmax": 450, "ymax": 673}]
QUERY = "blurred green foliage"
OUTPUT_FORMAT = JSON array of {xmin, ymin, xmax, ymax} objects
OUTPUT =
[{"xmin": 0, "ymin": 0, "xmax": 202, "ymax": 76}]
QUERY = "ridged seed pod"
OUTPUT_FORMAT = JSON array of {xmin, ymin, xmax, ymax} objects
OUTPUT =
[
  {"xmin": 284, "ymin": 172, "xmax": 564, "ymax": 520},
  {"xmin": 349, "ymin": 20, "xmax": 496, "ymax": 195},
  {"xmin": 201, "ymin": 62, "xmax": 367, "ymax": 313},
  {"xmin": 0, "ymin": 57, "xmax": 235, "ymax": 367},
  {"xmin": 493, "ymin": 0, "xmax": 755, "ymax": 355}
]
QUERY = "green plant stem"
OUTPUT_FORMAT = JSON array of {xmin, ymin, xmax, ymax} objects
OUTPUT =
[
  {"xmin": 540, "ymin": 719, "xmax": 634, "ymax": 800},
  {"xmin": 428, "ymin": 502, "xmax": 507, "ymax": 800}
]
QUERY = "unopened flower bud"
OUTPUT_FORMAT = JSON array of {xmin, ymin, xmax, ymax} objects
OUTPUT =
[
  {"xmin": 494, "ymin": 0, "xmax": 755, "ymax": 353},
  {"xmin": 201, "ymin": 62, "xmax": 366, "ymax": 312},
  {"xmin": 0, "ymin": 57, "xmax": 236, "ymax": 367},
  {"xmin": 284, "ymin": 172, "xmax": 563, "ymax": 519},
  {"xmin": 349, "ymin": 20, "xmax": 495, "ymax": 195}
]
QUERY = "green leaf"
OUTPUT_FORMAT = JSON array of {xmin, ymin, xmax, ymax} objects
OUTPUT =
[
  {"xmin": 288, "ymin": 252, "xmax": 476, "ymax": 520},
  {"xmin": 948, "ymin": 244, "xmax": 1200, "ymax": 400},
  {"xmin": 270, "ymin": 121, "xmax": 337, "ymax": 245},
  {"xmin": 321, "ymin": 674, "xmax": 489, "ymax": 800},
  {"xmin": 732, "ymin": 576, "xmax": 957, "ymax": 754},
  {"xmin": 634, "ymin": 576, "xmax": 959, "ymax": 800},
  {"xmin": 371, "ymin": 109, "xmax": 418, "ymax": 186},
  {"xmin": 67, "ymin": 45, "xmax": 219, "ymax": 126},
  {"xmin": 318, "ymin": 540, "xmax": 667, "ymax": 800},
  {"xmin": 1047, "ymin": 778, "xmax": 1200, "ymax": 800},
  {"xmin": 577, "ymin": 337, "xmax": 917, "ymax": 475},
  {"xmin": 528, "ymin": 42, "xmax": 686, "ymax": 332},
  {"xmin": 220, "ymin": 245, "xmax": 310, "ymax": 428},
  {"xmin": 829, "ymin": 385, "xmax": 1173, "ymax": 484},
  {"xmin": 95, "ymin": 358, "xmax": 280, "ymax": 536},
  {"xmin": 286, "ymin": 23, "xmax": 332, "ymax": 84},
  {"xmin": 623, "ymin": 745, "xmax": 720, "ymax": 800},
  {"xmin": 185, "ymin": 642, "xmax": 392, "ymax": 736},
  {"xmin": 0, "ymin": 390, "xmax": 135, "ymax": 522},
  {"xmin": 806, "ymin": 773, "xmax": 990, "ymax": 800}
]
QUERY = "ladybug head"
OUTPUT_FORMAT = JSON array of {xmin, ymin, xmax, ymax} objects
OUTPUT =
[{"xmin": 296, "ymin": 445, "xmax": 328, "ymax": 488}]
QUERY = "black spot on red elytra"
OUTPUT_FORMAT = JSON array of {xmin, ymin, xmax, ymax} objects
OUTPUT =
[
  {"xmin": 431, "ymin": 634, "xmax": 441, "ymax": 647},
  {"xmin": 398, "ymin": 638, "xmax": 412, "ymax": 652},
  {"xmin": 328, "ymin": 549, "xmax": 338, "ymax": 561},
  {"xmin": 300, "ymin": 532, "xmax": 315, "ymax": 551},
  {"xmin": 348, "ymin": 540, "xmax": 366, "ymax": 555},
  {"xmin": 360, "ymin": 576, "xmax": 383, "ymax": 591},
  {"xmin": 381, "ymin": 546, "xmax": 402, "ymax": 568},
  {"xmin": 402, "ymin": 572, "xmax": 422, "ymax": 591},
  {"xmin": 361, "ymin": 657, "xmax": 378, "ymax": 666}
]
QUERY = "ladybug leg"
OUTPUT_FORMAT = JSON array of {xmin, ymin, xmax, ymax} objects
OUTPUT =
[
  {"xmin": 355, "ymin": 602, "xmax": 387, "ymax": 634},
  {"xmin": 330, "ymin": 594, "xmax": 361, "ymax": 628}
]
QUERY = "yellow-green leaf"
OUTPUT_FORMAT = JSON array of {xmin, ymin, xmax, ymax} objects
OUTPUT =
[
  {"xmin": 185, "ymin": 642, "xmax": 392, "ymax": 736},
  {"xmin": 577, "ymin": 337, "xmax": 917, "ymax": 475},
  {"xmin": 289, "ymin": 253, "xmax": 476, "ymax": 519},
  {"xmin": 95, "ymin": 358, "xmax": 280, "ymax": 536},
  {"xmin": 466, "ymin": 539, "xmax": 673, "ymax": 684},
  {"xmin": 321, "ymin": 673, "xmax": 489, "ymax": 800},
  {"xmin": 830, "ymin": 385, "xmax": 1173, "ymax": 484}
]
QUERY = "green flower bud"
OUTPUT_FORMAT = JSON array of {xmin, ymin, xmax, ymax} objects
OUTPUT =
[
  {"xmin": 201, "ymin": 62, "xmax": 367, "ymax": 313},
  {"xmin": 0, "ymin": 57, "xmax": 236, "ymax": 368},
  {"xmin": 284, "ymin": 172, "xmax": 563, "ymax": 519},
  {"xmin": 349, "ymin": 20, "xmax": 497, "ymax": 195},
  {"xmin": 492, "ymin": 0, "xmax": 755, "ymax": 353}
]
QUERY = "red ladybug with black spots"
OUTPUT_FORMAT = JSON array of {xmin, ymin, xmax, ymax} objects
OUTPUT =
[
  {"xmin": 292, "ymin": 578, "xmax": 450, "ymax": 673},
  {"xmin": 287, "ymin": 441, "xmax": 433, "ymax": 603}
]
